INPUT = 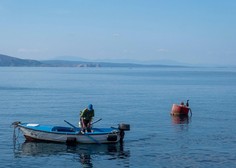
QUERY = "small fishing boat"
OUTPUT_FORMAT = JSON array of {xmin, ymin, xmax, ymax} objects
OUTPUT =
[
  {"xmin": 12, "ymin": 120, "xmax": 130, "ymax": 144},
  {"xmin": 170, "ymin": 100, "xmax": 192, "ymax": 116}
]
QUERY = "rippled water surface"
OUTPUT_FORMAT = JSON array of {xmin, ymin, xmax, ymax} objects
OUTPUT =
[{"xmin": 1, "ymin": 67, "xmax": 236, "ymax": 167}]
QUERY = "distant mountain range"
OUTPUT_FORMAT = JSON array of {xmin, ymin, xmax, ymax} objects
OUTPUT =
[
  {"xmin": 0, "ymin": 54, "xmax": 184, "ymax": 68},
  {"xmin": 52, "ymin": 55, "xmax": 185, "ymax": 66}
]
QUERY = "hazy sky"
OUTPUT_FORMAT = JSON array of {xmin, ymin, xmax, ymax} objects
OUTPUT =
[{"xmin": 0, "ymin": 0, "xmax": 236, "ymax": 65}]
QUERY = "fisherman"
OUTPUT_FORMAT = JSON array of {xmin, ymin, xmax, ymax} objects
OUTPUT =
[
  {"xmin": 186, "ymin": 100, "xmax": 189, "ymax": 107},
  {"xmin": 80, "ymin": 104, "xmax": 94, "ymax": 133}
]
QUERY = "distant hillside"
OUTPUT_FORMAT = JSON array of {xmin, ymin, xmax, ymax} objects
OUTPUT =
[
  {"xmin": 0, "ymin": 54, "xmax": 185, "ymax": 68},
  {"xmin": 41, "ymin": 60, "xmax": 101, "ymax": 67},
  {"xmin": 0, "ymin": 54, "xmax": 101, "ymax": 67},
  {"xmin": 0, "ymin": 54, "xmax": 42, "ymax": 66},
  {"xmin": 41, "ymin": 60, "xmax": 182, "ymax": 68},
  {"xmin": 41, "ymin": 60, "xmax": 145, "ymax": 67}
]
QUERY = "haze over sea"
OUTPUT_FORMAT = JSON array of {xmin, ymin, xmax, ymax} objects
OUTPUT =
[{"xmin": 1, "ymin": 67, "xmax": 236, "ymax": 168}]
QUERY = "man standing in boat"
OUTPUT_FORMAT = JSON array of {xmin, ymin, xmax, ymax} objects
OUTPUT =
[{"xmin": 80, "ymin": 104, "xmax": 94, "ymax": 133}]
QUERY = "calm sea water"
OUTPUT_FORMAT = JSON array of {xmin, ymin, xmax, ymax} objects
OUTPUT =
[{"xmin": 1, "ymin": 67, "xmax": 236, "ymax": 168}]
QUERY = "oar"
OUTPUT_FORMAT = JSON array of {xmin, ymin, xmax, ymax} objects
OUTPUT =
[
  {"xmin": 64, "ymin": 120, "xmax": 101, "ymax": 144},
  {"xmin": 84, "ymin": 132, "xmax": 101, "ymax": 144},
  {"xmin": 64, "ymin": 120, "xmax": 80, "ymax": 131},
  {"xmin": 91, "ymin": 118, "xmax": 102, "ymax": 125},
  {"xmin": 189, "ymin": 108, "xmax": 193, "ymax": 117}
]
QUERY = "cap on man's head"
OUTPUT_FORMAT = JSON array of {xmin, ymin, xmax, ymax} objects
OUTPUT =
[{"xmin": 88, "ymin": 104, "xmax": 93, "ymax": 111}]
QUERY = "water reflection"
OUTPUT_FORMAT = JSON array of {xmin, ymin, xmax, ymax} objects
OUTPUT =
[
  {"xmin": 13, "ymin": 142, "xmax": 130, "ymax": 167},
  {"xmin": 171, "ymin": 115, "xmax": 191, "ymax": 132},
  {"xmin": 171, "ymin": 115, "xmax": 190, "ymax": 125}
]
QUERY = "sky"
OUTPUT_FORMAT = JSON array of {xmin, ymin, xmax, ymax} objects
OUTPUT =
[{"xmin": 0, "ymin": 0, "xmax": 236, "ymax": 65}]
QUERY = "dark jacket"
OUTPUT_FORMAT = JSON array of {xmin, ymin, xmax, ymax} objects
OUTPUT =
[{"xmin": 80, "ymin": 108, "xmax": 94, "ymax": 121}]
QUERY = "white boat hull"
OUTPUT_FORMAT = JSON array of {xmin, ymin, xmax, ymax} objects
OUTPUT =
[{"xmin": 17, "ymin": 124, "xmax": 121, "ymax": 144}]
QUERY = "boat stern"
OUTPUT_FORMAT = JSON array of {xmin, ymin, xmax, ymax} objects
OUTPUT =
[{"xmin": 171, "ymin": 104, "xmax": 190, "ymax": 116}]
